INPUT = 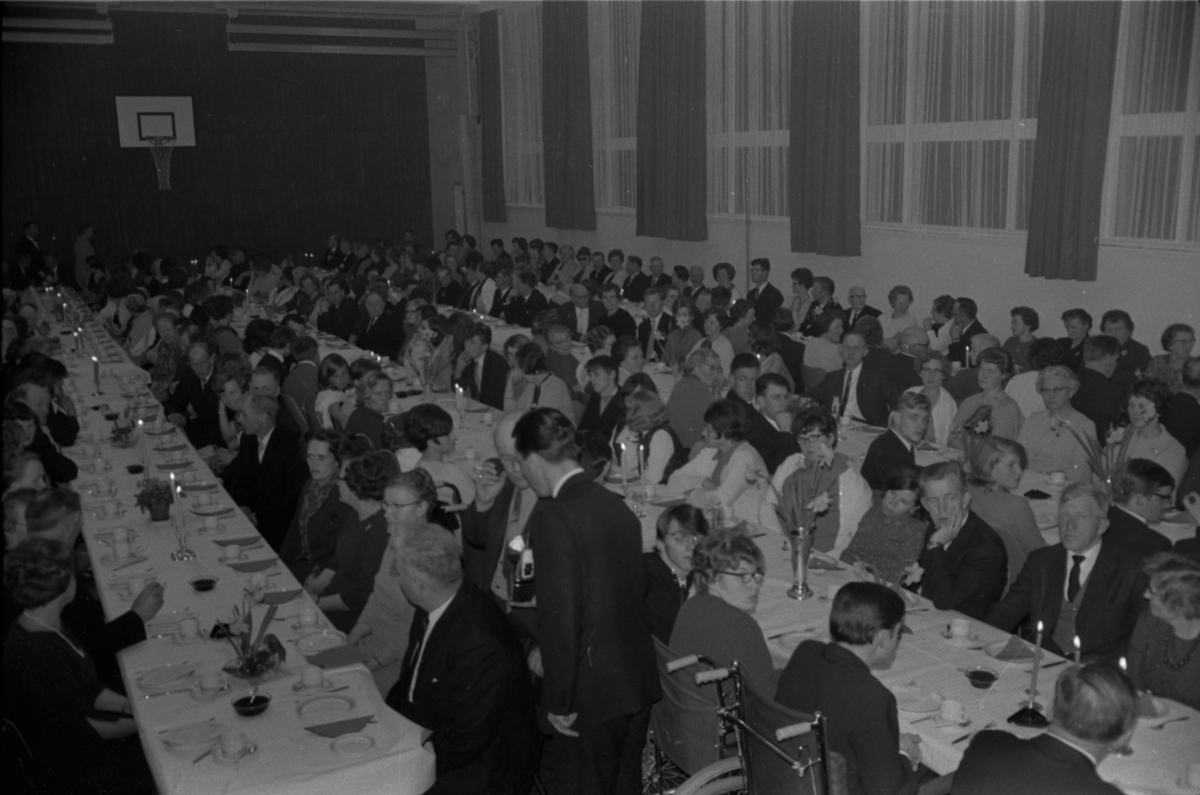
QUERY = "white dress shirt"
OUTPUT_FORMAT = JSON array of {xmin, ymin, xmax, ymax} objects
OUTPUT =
[
  {"xmin": 1062, "ymin": 541, "xmax": 1102, "ymax": 601},
  {"xmin": 842, "ymin": 363, "xmax": 864, "ymax": 421}
]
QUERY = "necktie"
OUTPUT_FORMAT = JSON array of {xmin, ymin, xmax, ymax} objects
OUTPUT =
[
  {"xmin": 532, "ymin": 383, "xmax": 542, "ymax": 406},
  {"xmin": 258, "ymin": 437, "xmax": 268, "ymax": 463},
  {"xmin": 404, "ymin": 613, "xmax": 430, "ymax": 702},
  {"xmin": 839, "ymin": 372, "xmax": 853, "ymax": 417},
  {"xmin": 366, "ymin": 316, "xmax": 375, "ymax": 334},
  {"xmin": 1067, "ymin": 554, "xmax": 1085, "ymax": 602}
]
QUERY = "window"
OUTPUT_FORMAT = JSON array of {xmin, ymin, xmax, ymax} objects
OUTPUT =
[
  {"xmin": 589, "ymin": 0, "xmax": 640, "ymax": 210},
  {"xmin": 499, "ymin": 2, "xmax": 543, "ymax": 206}
]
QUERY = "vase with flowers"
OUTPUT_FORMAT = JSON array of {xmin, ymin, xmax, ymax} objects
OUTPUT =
[
  {"xmin": 134, "ymin": 478, "xmax": 173, "ymax": 522},
  {"xmin": 218, "ymin": 596, "xmax": 286, "ymax": 682}
]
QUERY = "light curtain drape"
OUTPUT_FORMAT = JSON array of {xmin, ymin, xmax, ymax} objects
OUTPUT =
[
  {"xmin": 789, "ymin": 0, "xmax": 860, "ymax": 255},
  {"xmin": 1024, "ymin": 1, "xmax": 1121, "ymax": 281},
  {"xmin": 589, "ymin": 0, "xmax": 640, "ymax": 210},
  {"xmin": 479, "ymin": 10, "xmax": 506, "ymax": 223},
  {"xmin": 542, "ymin": 1, "xmax": 596, "ymax": 230},
  {"xmin": 499, "ymin": 3, "xmax": 544, "ymax": 206},
  {"xmin": 636, "ymin": 0, "xmax": 707, "ymax": 241}
]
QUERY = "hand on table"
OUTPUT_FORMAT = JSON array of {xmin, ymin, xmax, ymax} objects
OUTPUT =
[
  {"xmin": 547, "ymin": 712, "xmax": 579, "ymax": 737},
  {"xmin": 131, "ymin": 581, "xmax": 165, "ymax": 623},
  {"xmin": 899, "ymin": 733, "xmax": 922, "ymax": 768},
  {"xmin": 903, "ymin": 562, "xmax": 925, "ymax": 585}
]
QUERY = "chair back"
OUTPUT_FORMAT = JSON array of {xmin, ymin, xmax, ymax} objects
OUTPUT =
[
  {"xmin": 801, "ymin": 365, "xmax": 827, "ymax": 392},
  {"xmin": 650, "ymin": 637, "xmax": 723, "ymax": 775},
  {"xmin": 741, "ymin": 678, "xmax": 844, "ymax": 795},
  {"xmin": 282, "ymin": 394, "xmax": 309, "ymax": 435}
]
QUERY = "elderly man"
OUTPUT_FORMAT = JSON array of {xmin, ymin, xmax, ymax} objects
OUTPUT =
[
  {"xmin": 885, "ymin": 326, "xmax": 928, "ymax": 392},
  {"xmin": 1073, "ymin": 335, "xmax": 1126, "ymax": 443},
  {"xmin": 811, "ymin": 331, "xmax": 897, "ymax": 427},
  {"xmin": 222, "ymin": 394, "xmax": 306, "ymax": 551},
  {"xmin": 514, "ymin": 409, "xmax": 659, "ymax": 795},
  {"xmin": 636, "ymin": 288, "xmax": 675, "ymax": 360},
  {"xmin": 350, "ymin": 290, "xmax": 403, "ymax": 360},
  {"xmin": 985, "ymin": 483, "xmax": 1144, "ymax": 661},
  {"xmin": 955, "ymin": 663, "xmax": 1138, "ymax": 795},
  {"xmin": 621, "ymin": 255, "xmax": 650, "ymax": 303},
  {"xmin": 1099, "ymin": 310, "xmax": 1152, "ymax": 388},
  {"xmin": 1057, "ymin": 308, "xmax": 1093, "ymax": 373},
  {"xmin": 1017, "ymin": 365, "xmax": 1097, "ymax": 483},
  {"xmin": 385, "ymin": 529, "xmax": 540, "ymax": 795},
  {"xmin": 646, "ymin": 256, "xmax": 673, "ymax": 291},
  {"xmin": 681, "ymin": 265, "xmax": 707, "ymax": 300},
  {"xmin": 557, "ymin": 282, "xmax": 606, "ymax": 341},
  {"xmin": 947, "ymin": 297, "xmax": 988, "ymax": 367},
  {"xmin": 914, "ymin": 461, "xmax": 1007, "ymax": 620},
  {"xmin": 163, "ymin": 340, "xmax": 224, "ymax": 450},
  {"xmin": 746, "ymin": 258, "xmax": 784, "ymax": 323},
  {"xmin": 844, "ymin": 286, "xmax": 881, "ymax": 333},
  {"xmin": 503, "ymin": 272, "xmax": 549, "ymax": 328},
  {"xmin": 1106, "ymin": 459, "xmax": 1176, "ymax": 559},
  {"xmin": 861, "ymin": 392, "xmax": 930, "ymax": 492}
]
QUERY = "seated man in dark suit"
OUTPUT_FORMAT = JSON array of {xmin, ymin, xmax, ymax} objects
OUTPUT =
[
  {"xmin": 986, "ymin": 483, "xmax": 1145, "ymax": 662},
  {"xmin": 954, "ymin": 663, "xmax": 1137, "ymax": 795},
  {"xmin": 597, "ymin": 282, "xmax": 637, "ymax": 340},
  {"xmin": 1164, "ymin": 357, "xmax": 1200, "ymax": 458},
  {"xmin": 861, "ymin": 392, "xmax": 929, "ymax": 492},
  {"xmin": 315, "ymin": 276, "xmax": 359, "ymax": 341},
  {"xmin": 1106, "ymin": 459, "xmax": 1175, "ymax": 559},
  {"xmin": 503, "ymin": 272, "xmax": 548, "ymax": 328},
  {"xmin": 557, "ymin": 283, "xmax": 606, "ymax": 341},
  {"xmin": 884, "ymin": 327, "xmax": 927, "ymax": 393},
  {"xmin": 222, "ymin": 394, "xmax": 307, "ymax": 551},
  {"xmin": 636, "ymin": 288, "xmax": 675, "ymax": 361},
  {"xmin": 727, "ymin": 358, "xmax": 794, "ymax": 475},
  {"xmin": 776, "ymin": 582, "xmax": 923, "ymax": 795},
  {"xmin": 1074, "ymin": 335, "xmax": 1127, "ymax": 443},
  {"xmin": 163, "ymin": 340, "xmax": 225, "ymax": 450},
  {"xmin": 843, "ymin": 285, "xmax": 882, "ymax": 332},
  {"xmin": 350, "ymin": 289, "xmax": 404, "ymax": 360},
  {"xmin": 947, "ymin": 297, "xmax": 988, "ymax": 368},
  {"xmin": 750, "ymin": 373, "xmax": 801, "ymax": 475},
  {"xmin": 810, "ymin": 331, "xmax": 897, "ymax": 427},
  {"xmin": 453, "ymin": 323, "xmax": 510, "ymax": 410},
  {"xmin": 385, "ymin": 528, "xmax": 540, "ymax": 795},
  {"xmin": 620, "ymin": 255, "xmax": 651, "ymax": 303},
  {"xmin": 914, "ymin": 461, "xmax": 1008, "ymax": 620}
]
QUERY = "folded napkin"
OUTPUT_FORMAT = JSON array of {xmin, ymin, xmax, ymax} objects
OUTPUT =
[
  {"xmin": 259, "ymin": 588, "xmax": 302, "ymax": 606},
  {"xmin": 227, "ymin": 558, "xmax": 279, "ymax": 573},
  {"xmin": 304, "ymin": 716, "xmax": 375, "ymax": 738},
  {"xmin": 306, "ymin": 646, "xmax": 370, "ymax": 670}
]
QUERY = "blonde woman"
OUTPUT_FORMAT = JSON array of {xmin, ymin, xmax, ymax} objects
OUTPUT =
[{"xmin": 614, "ymin": 390, "xmax": 688, "ymax": 485}]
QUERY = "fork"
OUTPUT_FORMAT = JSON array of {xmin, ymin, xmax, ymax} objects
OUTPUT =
[{"xmin": 1149, "ymin": 716, "xmax": 1189, "ymax": 730}]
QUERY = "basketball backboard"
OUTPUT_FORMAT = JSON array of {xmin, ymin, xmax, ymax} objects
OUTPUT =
[{"xmin": 115, "ymin": 96, "xmax": 196, "ymax": 147}]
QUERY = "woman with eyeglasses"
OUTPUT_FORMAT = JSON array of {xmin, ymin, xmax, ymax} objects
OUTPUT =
[
  {"xmin": 280, "ymin": 430, "xmax": 356, "ymax": 583},
  {"xmin": 308, "ymin": 448, "xmax": 398, "ymax": 632},
  {"xmin": 1017, "ymin": 365, "xmax": 1097, "ymax": 483},
  {"xmin": 644, "ymin": 505, "xmax": 709, "ymax": 643},
  {"xmin": 905, "ymin": 350, "xmax": 956, "ymax": 445},
  {"xmin": 668, "ymin": 527, "xmax": 775, "ymax": 695}
]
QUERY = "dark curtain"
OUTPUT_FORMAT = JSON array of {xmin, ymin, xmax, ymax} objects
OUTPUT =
[
  {"xmin": 789, "ymin": 0, "xmax": 861, "ymax": 256},
  {"xmin": 636, "ymin": 0, "xmax": 707, "ymax": 242},
  {"xmin": 1024, "ymin": 2, "xmax": 1121, "ymax": 281},
  {"xmin": 479, "ymin": 10, "xmax": 507, "ymax": 224},
  {"xmin": 1, "ymin": 10, "xmax": 431, "ymax": 260},
  {"xmin": 542, "ymin": 1, "xmax": 596, "ymax": 231}
]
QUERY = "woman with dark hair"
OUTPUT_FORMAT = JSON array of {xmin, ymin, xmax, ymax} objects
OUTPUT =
[
  {"xmin": 802, "ymin": 310, "xmax": 846, "ymax": 373},
  {"xmin": 3, "ymin": 537, "xmax": 153, "ymax": 792},
  {"xmin": 1003, "ymin": 306, "xmax": 1040, "ymax": 371},
  {"xmin": 1122, "ymin": 379, "xmax": 1188, "ymax": 490},
  {"xmin": 213, "ymin": 367, "xmax": 250, "ymax": 454},
  {"xmin": 948, "ymin": 347, "xmax": 1024, "ymax": 450},
  {"xmin": 688, "ymin": 308, "xmax": 735, "ymax": 376},
  {"xmin": 574, "ymin": 325, "xmax": 616, "ymax": 395},
  {"xmin": 3, "ymin": 398, "xmax": 77, "ymax": 486},
  {"xmin": 663, "ymin": 302, "xmax": 702, "ymax": 368},
  {"xmin": 406, "ymin": 308, "xmax": 455, "ymax": 392},
  {"xmin": 925, "ymin": 294, "xmax": 956, "ymax": 353},
  {"xmin": 308, "ymin": 448, "xmax": 398, "ymax": 632},
  {"xmin": 853, "ymin": 314, "xmax": 885, "ymax": 349},
  {"xmin": 1145, "ymin": 323, "xmax": 1195, "ymax": 394},
  {"xmin": 147, "ymin": 313, "xmax": 187, "ymax": 397},
  {"xmin": 749, "ymin": 320, "xmax": 794, "ymax": 391},
  {"xmin": 644, "ymin": 504, "xmax": 709, "ymax": 641},
  {"xmin": 966, "ymin": 436, "xmax": 1045, "ymax": 586},
  {"xmin": 344, "ymin": 369, "xmax": 394, "ymax": 448},
  {"xmin": 202, "ymin": 294, "xmax": 242, "ymax": 355},
  {"xmin": 281, "ymin": 430, "xmax": 356, "ymax": 583},
  {"xmin": 686, "ymin": 399, "xmax": 769, "ymax": 521},
  {"xmin": 315, "ymin": 353, "xmax": 351, "ymax": 429},
  {"xmin": 404, "ymin": 403, "xmax": 476, "ymax": 512},
  {"xmin": 243, "ymin": 318, "xmax": 276, "ymax": 369},
  {"xmin": 839, "ymin": 468, "xmax": 929, "ymax": 586}
]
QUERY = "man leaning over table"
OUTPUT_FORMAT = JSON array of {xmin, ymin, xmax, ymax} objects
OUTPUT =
[
  {"xmin": 985, "ymin": 482, "xmax": 1145, "ymax": 663},
  {"xmin": 776, "ymin": 582, "xmax": 925, "ymax": 795},
  {"xmin": 954, "ymin": 663, "xmax": 1137, "ymax": 795},
  {"xmin": 909, "ymin": 461, "xmax": 1007, "ymax": 620}
]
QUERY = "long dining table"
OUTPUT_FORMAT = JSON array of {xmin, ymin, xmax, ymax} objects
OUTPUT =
[{"xmin": 43, "ymin": 290, "xmax": 435, "ymax": 795}]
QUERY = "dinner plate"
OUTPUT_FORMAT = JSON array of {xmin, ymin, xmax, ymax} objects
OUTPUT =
[
  {"xmin": 297, "ymin": 694, "xmax": 356, "ymax": 720},
  {"xmin": 144, "ymin": 427, "xmax": 176, "ymax": 437},
  {"xmin": 145, "ymin": 610, "xmax": 198, "ymax": 637},
  {"xmin": 227, "ymin": 558, "xmax": 279, "ymax": 573},
  {"xmin": 181, "ymin": 481, "xmax": 218, "ymax": 493},
  {"xmin": 776, "ymin": 628, "xmax": 825, "ymax": 652},
  {"xmin": 154, "ymin": 443, "xmax": 189, "ymax": 453},
  {"xmin": 160, "ymin": 720, "xmax": 227, "ymax": 752},
  {"xmin": 891, "ymin": 685, "xmax": 942, "ymax": 714},
  {"xmin": 212, "ymin": 536, "xmax": 262, "ymax": 548},
  {"xmin": 296, "ymin": 629, "xmax": 347, "ymax": 654},
  {"xmin": 138, "ymin": 661, "xmax": 200, "ymax": 692},
  {"xmin": 157, "ymin": 460, "xmax": 194, "ymax": 471},
  {"xmin": 191, "ymin": 505, "xmax": 234, "ymax": 517},
  {"xmin": 983, "ymin": 639, "xmax": 1037, "ymax": 662},
  {"xmin": 331, "ymin": 733, "xmax": 375, "ymax": 758}
]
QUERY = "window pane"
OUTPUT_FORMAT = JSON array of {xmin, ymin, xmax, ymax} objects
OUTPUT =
[
  {"xmin": 1189, "ymin": 136, "xmax": 1200, "ymax": 242},
  {"xmin": 866, "ymin": 0, "xmax": 907, "ymax": 126},
  {"xmin": 590, "ymin": 0, "xmax": 639, "ymax": 209},
  {"xmin": 916, "ymin": 1, "xmax": 1015, "ymax": 123},
  {"xmin": 917, "ymin": 140, "xmax": 1009, "ymax": 228},
  {"xmin": 1016, "ymin": 139, "xmax": 1036, "ymax": 231},
  {"xmin": 1113, "ymin": 136, "xmax": 1183, "ymax": 239},
  {"xmin": 865, "ymin": 142, "xmax": 904, "ymax": 222},
  {"xmin": 499, "ymin": 3, "xmax": 543, "ymax": 206},
  {"xmin": 1122, "ymin": 1, "xmax": 1194, "ymax": 115},
  {"xmin": 1021, "ymin": 1, "xmax": 1042, "ymax": 119}
]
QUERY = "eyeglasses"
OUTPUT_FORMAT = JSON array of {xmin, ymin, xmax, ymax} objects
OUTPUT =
[
  {"xmin": 384, "ymin": 500, "xmax": 423, "ymax": 511},
  {"xmin": 715, "ymin": 569, "xmax": 764, "ymax": 585},
  {"xmin": 1038, "ymin": 386, "xmax": 1071, "ymax": 396},
  {"xmin": 797, "ymin": 433, "xmax": 827, "ymax": 444}
]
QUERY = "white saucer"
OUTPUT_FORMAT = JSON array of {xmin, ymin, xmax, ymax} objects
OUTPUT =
[
  {"xmin": 940, "ymin": 629, "xmax": 980, "ymax": 646},
  {"xmin": 291, "ymin": 678, "xmax": 335, "ymax": 695}
]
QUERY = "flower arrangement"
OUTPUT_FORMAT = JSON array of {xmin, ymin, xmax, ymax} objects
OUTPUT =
[
  {"xmin": 218, "ymin": 597, "xmax": 286, "ymax": 681},
  {"xmin": 134, "ymin": 478, "xmax": 173, "ymax": 516},
  {"xmin": 1056, "ymin": 418, "xmax": 1138, "ymax": 493}
]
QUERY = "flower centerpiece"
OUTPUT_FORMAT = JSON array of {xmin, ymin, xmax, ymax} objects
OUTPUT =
[
  {"xmin": 109, "ymin": 420, "xmax": 135, "ymax": 448},
  {"xmin": 218, "ymin": 596, "xmax": 286, "ymax": 681},
  {"xmin": 133, "ymin": 478, "xmax": 174, "ymax": 521},
  {"xmin": 1056, "ymin": 416, "xmax": 1138, "ymax": 494}
]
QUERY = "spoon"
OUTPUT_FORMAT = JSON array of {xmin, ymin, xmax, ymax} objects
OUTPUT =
[{"xmin": 1149, "ymin": 716, "xmax": 1189, "ymax": 730}]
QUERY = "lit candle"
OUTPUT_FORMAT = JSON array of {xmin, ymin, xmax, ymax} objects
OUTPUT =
[
  {"xmin": 1073, "ymin": 634, "xmax": 1081, "ymax": 665},
  {"xmin": 91, "ymin": 355, "xmax": 100, "ymax": 391},
  {"xmin": 618, "ymin": 442, "xmax": 628, "ymax": 491},
  {"xmin": 1028, "ymin": 620, "xmax": 1044, "ymax": 699},
  {"xmin": 1119, "ymin": 656, "xmax": 1127, "ymax": 673},
  {"xmin": 73, "ymin": 330, "xmax": 80, "ymax": 354}
]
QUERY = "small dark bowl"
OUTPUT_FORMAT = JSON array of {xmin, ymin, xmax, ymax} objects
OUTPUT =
[
  {"xmin": 232, "ymin": 693, "xmax": 271, "ymax": 717},
  {"xmin": 125, "ymin": 464, "xmax": 145, "ymax": 474},
  {"xmin": 102, "ymin": 412, "xmax": 119, "ymax": 421},
  {"xmin": 965, "ymin": 668, "xmax": 999, "ymax": 690},
  {"xmin": 189, "ymin": 576, "xmax": 219, "ymax": 593}
]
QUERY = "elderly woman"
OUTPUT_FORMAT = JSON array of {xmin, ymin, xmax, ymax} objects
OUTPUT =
[
  {"xmin": 404, "ymin": 403, "xmax": 476, "ymax": 512},
  {"xmin": 614, "ymin": 390, "xmax": 688, "ymax": 485},
  {"xmin": 3, "ymin": 538, "xmax": 151, "ymax": 791},
  {"xmin": 1017, "ymin": 365, "xmax": 1098, "ymax": 483},
  {"xmin": 683, "ymin": 399, "xmax": 770, "ymax": 524},
  {"xmin": 948, "ymin": 347, "xmax": 1024, "ymax": 451},
  {"xmin": 663, "ymin": 302, "xmax": 702, "ymax": 368},
  {"xmin": 840, "ymin": 468, "xmax": 927, "ymax": 586},
  {"xmin": 967, "ymin": 437, "xmax": 1046, "ymax": 585},
  {"xmin": 578, "ymin": 355, "xmax": 625, "ymax": 440},
  {"xmin": 1145, "ymin": 323, "xmax": 1195, "ymax": 394},
  {"xmin": 1127, "ymin": 552, "xmax": 1200, "ymax": 709},
  {"xmin": 347, "ymin": 469, "xmax": 442, "ymax": 693},
  {"xmin": 750, "ymin": 321, "xmax": 795, "ymax": 391},
  {"xmin": 280, "ymin": 430, "xmax": 356, "ymax": 583},
  {"xmin": 1121, "ymin": 379, "xmax": 1188, "ymax": 490},
  {"xmin": 645, "ymin": 504, "xmax": 709, "ymax": 642},
  {"xmin": 688, "ymin": 308, "xmax": 735, "ymax": 377},
  {"xmin": 802, "ymin": 311, "xmax": 845, "ymax": 373},
  {"xmin": 308, "ymin": 449, "xmax": 398, "ymax": 632},
  {"xmin": 344, "ymin": 369, "xmax": 394, "ymax": 448},
  {"xmin": 668, "ymin": 527, "xmax": 774, "ymax": 695},
  {"xmin": 905, "ymin": 350, "xmax": 956, "ymax": 445},
  {"xmin": 765, "ymin": 408, "xmax": 873, "ymax": 559},
  {"xmin": 666, "ymin": 347, "xmax": 726, "ymax": 450},
  {"xmin": 315, "ymin": 353, "xmax": 351, "ymax": 430},
  {"xmin": 880, "ymin": 285, "xmax": 918, "ymax": 347}
]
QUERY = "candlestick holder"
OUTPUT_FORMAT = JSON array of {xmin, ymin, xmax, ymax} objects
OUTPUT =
[
  {"xmin": 170, "ymin": 526, "xmax": 196, "ymax": 561},
  {"xmin": 787, "ymin": 528, "xmax": 813, "ymax": 600},
  {"xmin": 1007, "ymin": 700, "xmax": 1048, "ymax": 728}
]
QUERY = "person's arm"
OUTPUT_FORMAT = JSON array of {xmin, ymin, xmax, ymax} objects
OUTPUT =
[
  {"xmin": 428, "ymin": 631, "xmax": 514, "ymax": 771},
  {"xmin": 851, "ymin": 694, "xmax": 920, "ymax": 795},
  {"xmin": 644, "ymin": 429, "xmax": 674, "ymax": 485},
  {"xmin": 992, "ymin": 400, "xmax": 1024, "ymax": 441},
  {"xmin": 831, "ymin": 470, "xmax": 874, "ymax": 561},
  {"xmin": 327, "ymin": 521, "xmax": 390, "ymax": 614},
  {"xmin": 919, "ymin": 527, "xmax": 1006, "ymax": 613},
  {"xmin": 532, "ymin": 504, "xmax": 585, "ymax": 722},
  {"xmin": 984, "ymin": 554, "xmax": 1035, "ymax": 632}
]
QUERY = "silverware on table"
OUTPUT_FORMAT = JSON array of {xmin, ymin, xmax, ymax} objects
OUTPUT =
[
  {"xmin": 111, "ymin": 557, "xmax": 150, "ymax": 571},
  {"xmin": 908, "ymin": 714, "xmax": 937, "ymax": 724},
  {"xmin": 192, "ymin": 748, "xmax": 214, "ymax": 764},
  {"xmin": 1149, "ymin": 716, "xmax": 1189, "ymax": 730},
  {"xmin": 1039, "ymin": 660, "xmax": 1068, "ymax": 670},
  {"xmin": 139, "ymin": 686, "xmax": 192, "ymax": 699}
]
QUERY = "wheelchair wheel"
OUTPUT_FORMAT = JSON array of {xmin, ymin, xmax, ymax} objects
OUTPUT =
[{"xmin": 672, "ymin": 757, "xmax": 745, "ymax": 795}]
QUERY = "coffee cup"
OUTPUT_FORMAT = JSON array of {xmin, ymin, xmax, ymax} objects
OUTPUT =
[
  {"xmin": 940, "ymin": 699, "xmax": 965, "ymax": 724},
  {"xmin": 178, "ymin": 618, "xmax": 199, "ymax": 639},
  {"xmin": 301, "ymin": 666, "xmax": 324, "ymax": 688},
  {"xmin": 949, "ymin": 618, "xmax": 972, "ymax": 639},
  {"xmin": 250, "ymin": 572, "xmax": 268, "ymax": 591},
  {"xmin": 112, "ymin": 540, "xmax": 131, "ymax": 560},
  {"xmin": 199, "ymin": 671, "xmax": 222, "ymax": 693},
  {"xmin": 111, "ymin": 526, "xmax": 129, "ymax": 543},
  {"xmin": 219, "ymin": 730, "xmax": 247, "ymax": 757},
  {"xmin": 298, "ymin": 606, "xmax": 318, "ymax": 627},
  {"xmin": 196, "ymin": 492, "xmax": 212, "ymax": 506},
  {"xmin": 223, "ymin": 544, "xmax": 241, "ymax": 561}
]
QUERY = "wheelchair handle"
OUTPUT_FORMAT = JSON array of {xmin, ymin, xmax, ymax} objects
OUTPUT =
[
  {"xmin": 695, "ymin": 668, "xmax": 730, "ymax": 685},
  {"xmin": 775, "ymin": 722, "xmax": 812, "ymax": 741},
  {"xmin": 666, "ymin": 655, "xmax": 699, "ymax": 673}
]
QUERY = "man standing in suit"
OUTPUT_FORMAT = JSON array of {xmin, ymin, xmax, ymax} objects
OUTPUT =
[
  {"xmin": 503, "ymin": 272, "xmax": 549, "ymax": 328},
  {"xmin": 222, "ymin": 394, "xmax": 306, "ymax": 551},
  {"xmin": 861, "ymin": 392, "xmax": 929, "ymax": 492},
  {"xmin": 1106, "ymin": 460, "xmax": 1175, "ymax": 559},
  {"xmin": 811, "ymin": 331, "xmax": 898, "ymax": 427},
  {"xmin": 954, "ymin": 663, "xmax": 1137, "ymax": 795},
  {"xmin": 914, "ymin": 462, "xmax": 1008, "ymax": 620},
  {"xmin": 844, "ymin": 286, "xmax": 882, "ymax": 332},
  {"xmin": 282, "ymin": 335, "xmax": 320, "ymax": 430},
  {"xmin": 621, "ymin": 256, "xmax": 651, "ymax": 303},
  {"xmin": 746, "ymin": 258, "xmax": 784, "ymax": 325},
  {"xmin": 947, "ymin": 297, "xmax": 988, "ymax": 367},
  {"xmin": 776, "ymin": 582, "xmax": 923, "ymax": 795},
  {"xmin": 636, "ymin": 288, "xmax": 675, "ymax": 360},
  {"xmin": 1074, "ymin": 335, "xmax": 1126, "ymax": 443},
  {"xmin": 163, "ymin": 340, "xmax": 225, "ymax": 450},
  {"xmin": 454, "ymin": 324, "xmax": 509, "ymax": 410},
  {"xmin": 514, "ymin": 409, "xmax": 660, "ymax": 795},
  {"xmin": 386, "ymin": 529, "xmax": 540, "ymax": 795},
  {"xmin": 985, "ymin": 483, "xmax": 1145, "ymax": 661},
  {"xmin": 557, "ymin": 283, "xmax": 606, "ymax": 341},
  {"xmin": 14, "ymin": 220, "xmax": 42, "ymax": 273},
  {"xmin": 598, "ymin": 283, "xmax": 637, "ymax": 340},
  {"xmin": 539, "ymin": 242, "xmax": 563, "ymax": 285}
]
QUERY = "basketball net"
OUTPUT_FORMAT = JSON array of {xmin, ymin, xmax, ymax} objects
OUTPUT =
[{"xmin": 147, "ymin": 136, "xmax": 175, "ymax": 190}]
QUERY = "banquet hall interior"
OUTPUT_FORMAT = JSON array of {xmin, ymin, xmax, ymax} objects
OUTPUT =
[{"xmin": 3, "ymin": 1, "xmax": 1200, "ymax": 794}]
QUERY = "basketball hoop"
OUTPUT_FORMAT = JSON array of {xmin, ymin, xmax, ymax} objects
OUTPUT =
[{"xmin": 146, "ymin": 136, "xmax": 175, "ymax": 190}]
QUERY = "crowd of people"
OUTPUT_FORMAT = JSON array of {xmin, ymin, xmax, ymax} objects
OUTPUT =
[{"xmin": 3, "ymin": 220, "xmax": 1200, "ymax": 795}]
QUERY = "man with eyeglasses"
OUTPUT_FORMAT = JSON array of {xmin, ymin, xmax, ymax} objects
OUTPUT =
[
  {"xmin": 163, "ymin": 340, "xmax": 224, "ymax": 450},
  {"xmin": 1105, "ymin": 459, "xmax": 1176, "ymax": 560},
  {"xmin": 986, "ymin": 482, "xmax": 1145, "ymax": 662},
  {"xmin": 557, "ymin": 282, "xmax": 606, "ymax": 341}
]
